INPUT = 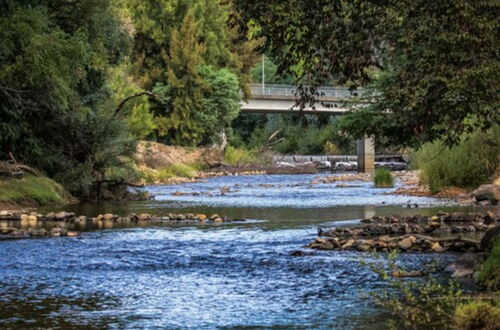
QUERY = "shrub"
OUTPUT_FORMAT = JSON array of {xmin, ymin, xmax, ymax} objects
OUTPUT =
[
  {"xmin": 374, "ymin": 167, "xmax": 394, "ymax": 188},
  {"xmin": 224, "ymin": 146, "xmax": 260, "ymax": 166},
  {"xmin": 477, "ymin": 238, "xmax": 500, "ymax": 291},
  {"xmin": 412, "ymin": 127, "xmax": 500, "ymax": 193},
  {"xmin": 141, "ymin": 163, "xmax": 204, "ymax": 184},
  {"xmin": 455, "ymin": 301, "xmax": 500, "ymax": 330},
  {"xmin": 363, "ymin": 251, "xmax": 465, "ymax": 329}
]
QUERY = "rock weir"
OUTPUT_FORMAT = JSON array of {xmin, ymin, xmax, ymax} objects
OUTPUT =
[
  {"xmin": 0, "ymin": 211, "xmax": 232, "ymax": 239},
  {"xmin": 306, "ymin": 212, "xmax": 499, "ymax": 253}
]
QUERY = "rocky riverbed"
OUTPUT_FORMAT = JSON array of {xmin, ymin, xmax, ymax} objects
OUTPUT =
[{"xmin": 307, "ymin": 211, "xmax": 499, "ymax": 253}]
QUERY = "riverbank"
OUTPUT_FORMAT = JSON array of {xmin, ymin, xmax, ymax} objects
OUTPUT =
[{"xmin": 0, "ymin": 175, "xmax": 75, "ymax": 213}]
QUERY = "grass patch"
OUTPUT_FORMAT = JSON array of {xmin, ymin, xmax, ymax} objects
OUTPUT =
[
  {"xmin": 477, "ymin": 238, "xmax": 500, "ymax": 291},
  {"xmin": 412, "ymin": 126, "xmax": 500, "ymax": 193},
  {"xmin": 374, "ymin": 167, "xmax": 394, "ymax": 188},
  {"xmin": 224, "ymin": 146, "xmax": 260, "ymax": 166},
  {"xmin": 0, "ymin": 175, "xmax": 70, "ymax": 205},
  {"xmin": 141, "ymin": 163, "xmax": 205, "ymax": 184}
]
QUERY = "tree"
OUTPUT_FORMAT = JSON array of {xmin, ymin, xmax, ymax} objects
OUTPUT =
[
  {"xmin": 0, "ymin": 0, "xmax": 137, "ymax": 199},
  {"xmin": 155, "ymin": 10, "xmax": 207, "ymax": 146},
  {"xmin": 232, "ymin": 0, "xmax": 500, "ymax": 147},
  {"xmin": 198, "ymin": 65, "xmax": 241, "ymax": 145}
]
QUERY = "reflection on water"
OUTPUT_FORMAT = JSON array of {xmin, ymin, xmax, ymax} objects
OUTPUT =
[{"xmin": 2, "ymin": 174, "xmax": 478, "ymax": 328}]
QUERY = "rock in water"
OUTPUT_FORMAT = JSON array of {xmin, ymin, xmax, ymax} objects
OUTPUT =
[{"xmin": 472, "ymin": 184, "xmax": 500, "ymax": 205}]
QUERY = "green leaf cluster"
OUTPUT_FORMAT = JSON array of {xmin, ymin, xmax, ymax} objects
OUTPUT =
[{"xmin": 234, "ymin": 0, "xmax": 500, "ymax": 147}]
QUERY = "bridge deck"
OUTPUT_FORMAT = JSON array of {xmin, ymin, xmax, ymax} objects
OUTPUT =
[{"xmin": 241, "ymin": 84, "xmax": 362, "ymax": 114}]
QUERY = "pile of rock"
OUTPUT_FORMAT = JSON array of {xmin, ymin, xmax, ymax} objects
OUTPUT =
[
  {"xmin": 308, "ymin": 234, "xmax": 480, "ymax": 253},
  {"xmin": 307, "ymin": 211, "xmax": 499, "ymax": 253},
  {"xmin": 0, "ymin": 211, "xmax": 230, "ymax": 224}
]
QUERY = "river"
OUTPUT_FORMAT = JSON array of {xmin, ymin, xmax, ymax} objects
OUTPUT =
[{"xmin": 0, "ymin": 173, "xmax": 475, "ymax": 329}]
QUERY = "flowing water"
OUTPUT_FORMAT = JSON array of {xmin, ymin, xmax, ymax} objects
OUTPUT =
[{"xmin": 0, "ymin": 173, "xmax": 476, "ymax": 329}]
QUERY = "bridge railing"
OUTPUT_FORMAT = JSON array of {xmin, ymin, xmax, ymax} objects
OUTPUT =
[{"xmin": 249, "ymin": 84, "xmax": 362, "ymax": 99}]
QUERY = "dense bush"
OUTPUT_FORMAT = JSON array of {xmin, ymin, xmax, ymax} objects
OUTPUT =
[
  {"xmin": 454, "ymin": 301, "xmax": 500, "ymax": 330},
  {"xmin": 230, "ymin": 114, "xmax": 357, "ymax": 155},
  {"xmin": 364, "ymin": 251, "xmax": 465, "ymax": 329},
  {"xmin": 374, "ymin": 168, "xmax": 394, "ymax": 188},
  {"xmin": 477, "ymin": 238, "xmax": 500, "ymax": 291},
  {"xmin": 224, "ymin": 146, "xmax": 260, "ymax": 166},
  {"xmin": 412, "ymin": 126, "xmax": 500, "ymax": 193}
]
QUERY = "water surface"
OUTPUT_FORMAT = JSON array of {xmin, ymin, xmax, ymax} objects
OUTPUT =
[{"xmin": 1, "ymin": 173, "xmax": 474, "ymax": 328}]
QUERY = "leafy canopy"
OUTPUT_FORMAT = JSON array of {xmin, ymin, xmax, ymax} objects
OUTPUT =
[{"xmin": 233, "ymin": 0, "xmax": 500, "ymax": 147}]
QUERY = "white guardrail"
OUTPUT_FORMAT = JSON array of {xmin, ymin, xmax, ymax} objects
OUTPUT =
[{"xmin": 249, "ymin": 84, "xmax": 362, "ymax": 98}]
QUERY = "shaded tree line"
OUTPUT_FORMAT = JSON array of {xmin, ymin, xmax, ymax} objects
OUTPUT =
[{"xmin": 0, "ymin": 0, "xmax": 259, "ymax": 199}]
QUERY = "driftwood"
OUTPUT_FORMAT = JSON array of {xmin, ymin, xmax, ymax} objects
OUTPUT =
[{"xmin": 0, "ymin": 153, "xmax": 42, "ymax": 178}]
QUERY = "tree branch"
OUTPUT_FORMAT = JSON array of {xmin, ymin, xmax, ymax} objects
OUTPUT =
[{"xmin": 113, "ymin": 91, "xmax": 158, "ymax": 117}]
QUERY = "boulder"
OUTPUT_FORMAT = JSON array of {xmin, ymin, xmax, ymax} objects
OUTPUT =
[
  {"xmin": 398, "ymin": 237, "xmax": 414, "ymax": 250},
  {"xmin": 472, "ymin": 184, "xmax": 500, "ymax": 205},
  {"xmin": 431, "ymin": 242, "xmax": 446, "ymax": 253},
  {"xmin": 210, "ymin": 214, "xmax": 221, "ymax": 221},
  {"xmin": 196, "ymin": 214, "xmax": 207, "ymax": 221},
  {"xmin": 341, "ymin": 239, "xmax": 356, "ymax": 249},
  {"xmin": 138, "ymin": 213, "xmax": 151, "ymax": 221}
]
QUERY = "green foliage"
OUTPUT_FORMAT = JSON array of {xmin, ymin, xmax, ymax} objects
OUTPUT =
[
  {"xmin": 0, "ymin": 176, "xmax": 71, "ymax": 205},
  {"xmin": 364, "ymin": 251, "xmax": 466, "ymax": 329},
  {"xmin": 127, "ymin": 0, "xmax": 259, "ymax": 145},
  {"xmin": 374, "ymin": 168, "xmax": 394, "ymax": 188},
  {"xmin": 157, "ymin": 9, "xmax": 206, "ymax": 146},
  {"xmin": 124, "ymin": 0, "xmax": 190, "ymax": 89},
  {"xmin": 224, "ymin": 146, "xmax": 260, "ymax": 166},
  {"xmin": 141, "ymin": 163, "xmax": 203, "ymax": 184},
  {"xmin": 109, "ymin": 65, "xmax": 156, "ymax": 139},
  {"xmin": 234, "ymin": 0, "xmax": 500, "ymax": 147},
  {"xmin": 251, "ymin": 55, "xmax": 294, "ymax": 84},
  {"xmin": 230, "ymin": 114, "xmax": 356, "ymax": 154},
  {"xmin": 477, "ymin": 238, "xmax": 500, "ymax": 291},
  {"xmin": 0, "ymin": 0, "xmax": 138, "ymax": 199},
  {"xmin": 198, "ymin": 65, "xmax": 241, "ymax": 145},
  {"xmin": 412, "ymin": 127, "xmax": 500, "ymax": 193},
  {"xmin": 454, "ymin": 301, "xmax": 500, "ymax": 330},
  {"xmin": 52, "ymin": 110, "xmax": 137, "ymax": 199}
]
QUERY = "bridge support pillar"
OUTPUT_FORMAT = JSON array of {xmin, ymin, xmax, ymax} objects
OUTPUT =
[{"xmin": 357, "ymin": 137, "xmax": 375, "ymax": 173}]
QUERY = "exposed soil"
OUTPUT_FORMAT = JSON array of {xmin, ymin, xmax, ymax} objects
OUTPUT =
[{"xmin": 134, "ymin": 141, "xmax": 206, "ymax": 169}]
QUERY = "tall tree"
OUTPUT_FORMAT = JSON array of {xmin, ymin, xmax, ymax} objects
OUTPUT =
[
  {"xmin": 233, "ymin": 0, "xmax": 500, "ymax": 147},
  {"xmin": 157, "ymin": 10, "xmax": 207, "ymax": 146}
]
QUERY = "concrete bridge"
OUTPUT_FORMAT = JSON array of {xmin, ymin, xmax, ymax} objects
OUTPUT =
[
  {"xmin": 241, "ymin": 84, "xmax": 376, "ymax": 172},
  {"xmin": 241, "ymin": 84, "xmax": 362, "ymax": 115}
]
